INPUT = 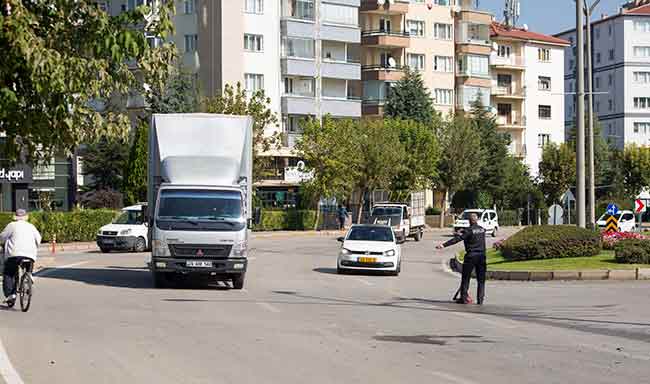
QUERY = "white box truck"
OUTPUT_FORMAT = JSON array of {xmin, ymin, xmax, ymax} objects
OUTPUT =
[
  {"xmin": 369, "ymin": 191, "xmax": 426, "ymax": 242},
  {"xmin": 148, "ymin": 114, "xmax": 253, "ymax": 289}
]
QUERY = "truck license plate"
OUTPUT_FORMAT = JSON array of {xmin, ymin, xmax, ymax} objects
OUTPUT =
[{"xmin": 186, "ymin": 260, "xmax": 212, "ymax": 268}]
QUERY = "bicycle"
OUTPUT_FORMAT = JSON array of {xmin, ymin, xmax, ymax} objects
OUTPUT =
[{"xmin": 6, "ymin": 259, "xmax": 34, "ymax": 312}]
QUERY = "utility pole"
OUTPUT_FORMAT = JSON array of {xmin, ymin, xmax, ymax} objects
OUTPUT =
[
  {"xmin": 585, "ymin": 0, "xmax": 601, "ymax": 229},
  {"xmin": 576, "ymin": 0, "xmax": 586, "ymax": 228}
]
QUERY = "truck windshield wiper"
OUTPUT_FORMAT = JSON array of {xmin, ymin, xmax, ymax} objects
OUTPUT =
[
  {"xmin": 204, "ymin": 217, "xmax": 236, "ymax": 225},
  {"xmin": 160, "ymin": 216, "xmax": 200, "ymax": 225}
]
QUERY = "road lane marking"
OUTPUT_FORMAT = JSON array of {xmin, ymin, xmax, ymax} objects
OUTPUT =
[
  {"xmin": 256, "ymin": 302, "xmax": 281, "ymax": 313},
  {"xmin": 0, "ymin": 337, "xmax": 24, "ymax": 384},
  {"xmin": 34, "ymin": 261, "xmax": 90, "ymax": 277},
  {"xmin": 427, "ymin": 370, "xmax": 477, "ymax": 384}
]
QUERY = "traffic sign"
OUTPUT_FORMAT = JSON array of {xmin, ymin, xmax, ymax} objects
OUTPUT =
[
  {"xmin": 605, "ymin": 215, "xmax": 619, "ymax": 233},
  {"xmin": 635, "ymin": 199, "xmax": 646, "ymax": 214},
  {"xmin": 548, "ymin": 204, "xmax": 564, "ymax": 225},
  {"xmin": 606, "ymin": 203, "xmax": 620, "ymax": 216}
]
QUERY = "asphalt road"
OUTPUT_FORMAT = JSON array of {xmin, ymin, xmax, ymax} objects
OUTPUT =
[{"xmin": 1, "ymin": 230, "xmax": 649, "ymax": 384}]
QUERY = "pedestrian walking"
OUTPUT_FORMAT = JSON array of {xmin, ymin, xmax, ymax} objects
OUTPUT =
[
  {"xmin": 337, "ymin": 205, "xmax": 348, "ymax": 230},
  {"xmin": 436, "ymin": 213, "xmax": 486, "ymax": 305},
  {"xmin": 0, "ymin": 209, "xmax": 42, "ymax": 307}
]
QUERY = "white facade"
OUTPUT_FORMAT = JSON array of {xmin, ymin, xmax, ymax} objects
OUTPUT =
[
  {"xmin": 557, "ymin": 7, "xmax": 650, "ymax": 148},
  {"xmin": 523, "ymin": 43, "xmax": 566, "ymax": 176}
]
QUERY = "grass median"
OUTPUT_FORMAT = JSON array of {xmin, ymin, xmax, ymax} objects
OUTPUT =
[{"xmin": 458, "ymin": 250, "xmax": 650, "ymax": 271}]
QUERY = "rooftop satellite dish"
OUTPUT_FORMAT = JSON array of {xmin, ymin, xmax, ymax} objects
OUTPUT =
[
  {"xmin": 523, "ymin": 23, "xmax": 529, "ymax": 31},
  {"xmin": 492, "ymin": 42, "xmax": 499, "ymax": 51},
  {"xmin": 388, "ymin": 57, "xmax": 397, "ymax": 68}
]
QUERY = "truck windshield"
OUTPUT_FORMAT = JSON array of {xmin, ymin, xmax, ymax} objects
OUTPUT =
[
  {"xmin": 114, "ymin": 210, "xmax": 143, "ymax": 225},
  {"xmin": 157, "ymin": 190, "xmax": 242, "ymax": 221},
  {"xmin": 372, "ymin": 207, "xmax": 402, "ymax": 216}
]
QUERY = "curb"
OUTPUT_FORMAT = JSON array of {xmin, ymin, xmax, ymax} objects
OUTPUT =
[{"xmin": 448, "ymin": 257, "xmax": 650, "ymax": 282}]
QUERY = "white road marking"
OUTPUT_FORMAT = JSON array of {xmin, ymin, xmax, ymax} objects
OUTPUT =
[
  {"xmin": 427, "ymin": 370, "xmax": 477, "ymax": 384},
  {"xmin": 256, "ymin": 302, "xmax": 281, "ymax": 313},
  {"xmin": 0, "ymin": 336, "xmax": 24, "ymax": 384},
  {"xmin": 34, "ymin": 261, "xmax": 90, "ymax": 277}
]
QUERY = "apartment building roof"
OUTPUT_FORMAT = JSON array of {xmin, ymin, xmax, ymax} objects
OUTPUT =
[
  {"xmin": 624, "ymin": 3, "xmax": 650, "ymax": 14},
  {"xmin": 555, "ymin": 2, "xmax": 650, "ymax": 36},
  {"xmin": 491, "ymin": 22, "xmax": 570, "ymax": 47}
]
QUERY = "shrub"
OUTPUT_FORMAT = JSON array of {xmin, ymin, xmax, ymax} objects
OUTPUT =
[
  {"xmin": 426, "ymin": 207, "xmax": 441, "ymax": 216},
  {"xmin": 602, "ymin": 231, "xmax": 647, "ymax": 250},
  {"xmin": 254, "ymin": 209, "xmax": 321, "ymax": 231},
  {"xmin": 614, "ymin": 239, "xmax": 650, "ymax": 264},
  {"xmin": 500, "ymin": 225, "xmax": 601, "ymax": 261},
  {"xmin": 0, "ymin": 210, "xmax": 117, "ymax": 243}
]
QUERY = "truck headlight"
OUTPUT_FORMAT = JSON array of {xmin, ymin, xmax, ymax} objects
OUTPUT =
[
  {"xmin": 230, "ymin": 241, "xmax": 247, "ymax": 258},
  {"xmin": 152, "ymin": 239, "xmax": 170, "ymax": 257},
  {"xmin": 384, "ymin": 249, "xmax": 396, "ymax": 257},
  {"xmin": 120, "ymin": 229, "xmax": 132, "ymax": 236}
]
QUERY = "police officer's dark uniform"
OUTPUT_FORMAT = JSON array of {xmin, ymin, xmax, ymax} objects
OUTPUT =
[{"xmin": 442, "ymin": 223, "xmax": 487, "ymax": 304}]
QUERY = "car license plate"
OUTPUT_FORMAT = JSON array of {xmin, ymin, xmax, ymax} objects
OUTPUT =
[
  {"xmin": 186, "ymin": 260, "xmax": 212, "ymax": 268},
  {"xmin": 358, "ymin": 257, "xmax": 377, "ymax": 263}
]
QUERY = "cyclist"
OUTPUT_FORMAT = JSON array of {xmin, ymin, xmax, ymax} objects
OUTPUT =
[{"xmin": 1, "ymin": 209, "xmax": 41, "ymax": 307}]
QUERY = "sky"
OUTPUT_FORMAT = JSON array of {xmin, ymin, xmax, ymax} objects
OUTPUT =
[{"xmin": 480, "ymin": 0, "xmax": 628, "ymax": 35}]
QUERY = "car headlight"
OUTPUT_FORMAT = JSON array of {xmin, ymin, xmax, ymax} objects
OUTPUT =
[
  {"xmin": 152, "ymin": 239, "xmax": 170, "ymax": 257},
  {"xmin": 230, "ymin": 241, "xmax": 247, "ymax": 258},
  {"xmin": 384, "ymin": 249, "xmax": 396, "ymax": 257},
  {"xmin": 119, "ymin": 229, "xmax": 132, "ymax": 236},
  {"xmin": 340, "ymin": 248, "xmax": 351, "ymax": 256}
]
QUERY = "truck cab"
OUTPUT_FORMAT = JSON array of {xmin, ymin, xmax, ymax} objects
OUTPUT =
[{"xmin": 369, "ymin": 192, "xmax": 426, "ymax": 242}]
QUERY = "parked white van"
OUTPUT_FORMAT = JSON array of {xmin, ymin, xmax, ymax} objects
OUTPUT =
[
  {"xmin": 96, "ymin": 204, "xmax": 148, "ymax": 253},
  {"xmin": 453, "ymin": 209, "xmax": 499, "ymax": 237},
  {"xmin": 597, "ymin": 210, "xmax": 636, "ymax": 233}
]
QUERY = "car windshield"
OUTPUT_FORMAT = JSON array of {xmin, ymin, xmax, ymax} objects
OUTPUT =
[
  {"xmin": 114, "ymin": 210, "xmax": 143, "ymax": 225},
  {"xmin": 372, "ymin": 207, "xmax": 402, "ymax": 216},
  {"xmin": 157, "ymin": 189, "xmax": 242, "ymax": 220},
  {"xmin": 462, "ymin": 211, "xmax": 482, "ymax": 220},
  {"xmin": 347, "ymin": 226, "xmax": 394, "ymax": 242}
]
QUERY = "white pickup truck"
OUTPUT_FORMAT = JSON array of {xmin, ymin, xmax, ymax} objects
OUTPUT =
[{"xmin": 369, "ymin": 192, "xmax": 426, "ymax": 242}]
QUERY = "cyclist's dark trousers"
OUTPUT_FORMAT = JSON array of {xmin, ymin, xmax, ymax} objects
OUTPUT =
[
  {"xmin": 460, "ymin": 253, "xmax": 486, "ymax": 303},
  {"xmin": 3, "ymin": 257, "xmax": 33, "ymax": 298}
]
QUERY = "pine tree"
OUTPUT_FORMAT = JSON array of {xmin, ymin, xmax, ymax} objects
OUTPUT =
[
  {"xmin": 383, "ymin": 67, "xmax": 438, "ymax": 125},
  {"xmin": 123, "ymin": 118, "xmax": 149, "ymax": 206}
]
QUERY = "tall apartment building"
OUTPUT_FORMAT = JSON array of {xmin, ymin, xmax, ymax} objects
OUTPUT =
[
  {"xmin": 490, "ymin": 23, "xmax": 569, "ymax": 176},
  {"xmin": 556, "ymin": 2, "xmax": 650, "ymax": 148}
]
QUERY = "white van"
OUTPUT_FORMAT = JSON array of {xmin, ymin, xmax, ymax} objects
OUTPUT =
[
  {"xmin": 453, "ymin": 209, "xmax": 499, "ymax": 237},
  {"xmin": 96, "ymin": 204, "xmax": 149, "ymax": 253},
  {"xmin": 597, "ymin": 210, "xmax": 636, "ymax": 233}
]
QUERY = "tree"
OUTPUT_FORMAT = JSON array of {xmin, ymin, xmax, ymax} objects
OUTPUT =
[
  {"xmin": 82, "ymin": 136, "xmax": 129, "ymax": 191},
  {"xmin": 383, "ymin": 67, "xmax": 438, "ymax": 125},
  {"xmin": 567, "ymin": 120, "xmax": 614, "ymax": 197},
  {"xmin": 620, "ymin": 145, "xmax": 650, "ymax": 198},
  {"xmin": 0, "ymin": 1, "xmax": 177, "ymax": 161},
  {"xmin": 388, "ymin": 118, "xmax": 440, "ymax": 193},
  {"xmin": 203, "ymin": 83, "xmax": 279, "ymax": 181},
  {"xmin": 436, "ymin": 114, "xmax": 484, "ymax": 225},
  {"xmin": 296, "ymin": 117, "xmax": 358, "ymax": 228},
  {"xmin": 122, "ymin": 118, "xmax": 149, "ymax": 206},
  {"xmin": 538, "ymin": 143, "xmax": 576, "ymax": 205}
]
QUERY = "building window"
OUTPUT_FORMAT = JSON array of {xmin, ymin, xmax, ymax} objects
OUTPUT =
[
  {"xmin": 244, "ymin": 0, "xmax": 263, "ymax": 14},
  {"xmin": 244, "ymin": 34, "xmax": 263, "ymax": 52},
  {"xmin": 538, "ymin": 105, "xmax": 552, "ymax": 120},
  {"xmin": 407, "ymin": 53, "xmax": 425, "ymax": 71},
  {"xmin": 538, "ymin": 134, "xmax": 551, "ymax": 148},
  {"xmin": 595, "ymin": 101, "xmax": 600, "ymax": 112},
  {"xmin": 596, "ymin": 52, "xmax": 601, "ymax": 63},
  {"xmin": 634, "ymin": 21, "xmax": 650, "ymax": 33},
  {"xmin": 569, "ymin": 59, "xmax": 574, "ymax": 69},
  {"xmin": 184, "ymin": 34, "xmax": 198, "ymax": 53},
  {"xmin": 634, "ymin": 46, "xmax": 650, "ymax": 58},
  {"xmin": 434, "ymin": 89, "xmax": 453, "ymax": 105},
  {"xmin": 497, "ymin": 45, "xmax": 511, "ymax": 58},
  {"xmin": 595, "ymin": 77, "xmax": 600, "ymax": 89},
  {"xmin": 608, "ymin": 23, "xmax": 612, "ymax": 36},
  {"xmin": 407, "ymin": 20, "xmax": 425, "ymax": 37},
  {"xmin": 538, "ymin": 76, "xmax": 551, "ymax": 91},
  {"xmin": 183, "ymin": 0, "xmax": 195, "ymax": 14},
  {"xmin": 434, "ymin": 23, "xmax": 452, "ymax": 40},
  {"xmin": 609, "ymin": 49, "xmax": 615, "ymax": 61},
  {"xmin": 33, "ymin": 158, "xmax": 55, "ymax": 181},
  {"xmin": 433, "ymin": 56, "xmax": 453, "ymax": 72},
  {"xmin": 634, "ymin": 122, "xmax": 650, "ymax": 134},
  {"xmin": 634, "ymin": 97, "xmax": 650, "ymax": 109},
  {"xmin": 608, "ymin": 74, "xmax": 613, "ymax": 86},
  {"xmin": 321, "ymin": 3, "xmax": 357, "ymax": 26},
  {"xmin": 127, "ymin": 0, "xmax": 152, "ymax": 10},
  {"xmin": 595, "ymin": 27, "xmax": 600, "ymax": 39},
  {"xmin": 569, "ymin": 36, "xmax": 574, "ymax": 45},
  {"xmin": 538, "ymin": 48, "xmax": 550, "ymax": 62},
  {"xmin": 458, "ymin": 54, "xmax": 489, "ymax": 77},
  {"xmin": 634, "ymin": 72, "xmax": 650, "ymax": 83},
  {"xmin": 244, "ymin": 73, "xmax": 264, "ymax": 93},
  {"xmin": 282, "ymin": 0, "xmax": 314, "ymax": 20},
  {"xmin": 434, "ymin": 0, "xmax": 450, "ymax": 4},
  {"xmin": 609, "ymin": 99, "xmax": 613, "ymax": 111},
  {"xmin": 282, "ymin": 37, "xmax": 314, "ymax": 59}
]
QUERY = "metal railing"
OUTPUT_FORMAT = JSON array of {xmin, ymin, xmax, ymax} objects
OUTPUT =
[
  {"xmin": 361, "ymin": 64, "xmax": 405, "ymax": 71},
  {"xmin": 361, "ymin": 30, "xmax": 410, "ymax": 37}
]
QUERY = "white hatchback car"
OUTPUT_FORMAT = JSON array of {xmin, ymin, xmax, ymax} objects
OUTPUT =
[{"xmin": 337, "ymin": 224, "xmax": 403, "ymax": 276}]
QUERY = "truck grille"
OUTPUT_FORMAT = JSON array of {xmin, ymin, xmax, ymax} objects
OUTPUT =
[
  {"xmin": 168, "ymin": 244, "xmax": 233, "ymax": 259},
  {"xmin": 102, "ymin": 231, "xmax": 118, "ymax": 236}
]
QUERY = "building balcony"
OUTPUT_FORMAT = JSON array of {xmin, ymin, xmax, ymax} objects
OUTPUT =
[
  {"xmin": 282, "ymin": 95, "xmax": 317, "ymax": 115},
  {"xmin": 361, "ymin": 98, "xmax": 387, "ymax": 116},
  {"xmin": 361, "ymin": 65, "xmax": 405, "ymax": 81},
  {"xmin": 510, "ymin": 143, "xmax": 527, "ymax": 158},
  {"xmin": 491, "ymin": 55, "xmax": 526, "ymax": 69},
  {"xmin": 283, "ymin": 132, "xmax": 302, "ymax": 149},
  {"xmin": 497, "ymin": 114, "xmax": 526, "ymax": 129},
  {"xmin": 492, "ymin": 86, "xmax": 526, "ymax": 99},
  {"xmin": 281, "ymin": 57, "xmax": 317, "ymax": 77},
  {"xmin": 322, "ymin": 97, "xmax": 362, "ymax": 117},
  {"xmin": 322, "ymin": 60, "xmax": 361, "ymax": 81},
  {"xmin": 361, "ymin": 30, "xmax": 410, "ymax": 48},
  {"xmin": 360, "ymin": 0, "xmax": 408, "ymax": 14}
]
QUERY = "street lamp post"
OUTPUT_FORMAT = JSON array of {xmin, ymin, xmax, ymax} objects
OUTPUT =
[
  {"xmin": 585, "ymin": 0, "xmax": 601, "ymax": 229},
  {"xmin": 576, "ymin": 0, "xmax": 586, "ymax": 228}
]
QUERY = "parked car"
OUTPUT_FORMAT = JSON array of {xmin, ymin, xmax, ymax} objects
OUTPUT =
[
  {"xmin": 336, "ymin": 224, "xmax": 403, "ymax": 276},
  {"xmin": 96, "ymin": 204, "xmax": 149, "ymax": 253},
  {"xmin": 369, "ymin": 191, "xmax": 426, "ymax": 242},
  {"xmin": 453, "ymin": 209, "xmax": 499, "ymax": 237},
  {"xmin": 597, "ymin": 210, "xmax": 636, "ymax": 232}
]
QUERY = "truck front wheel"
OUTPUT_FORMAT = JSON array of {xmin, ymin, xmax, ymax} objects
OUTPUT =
[
  {"xmin": 232, "ymin": 273, "xmax": 245, "ymax": 290},
  {"xmin": 414, "ymin": 228, "xmax": 423, "ymax": 242}
]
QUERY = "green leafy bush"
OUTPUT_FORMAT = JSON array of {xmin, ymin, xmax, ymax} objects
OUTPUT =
[
  {"xmin": 497, "ymin": 210, "xmax": 520, "ymax": 226},
  {"xmin": 255, "ymin": 209, "xmax": 320, "ymax": 231},
  {"xmin": 425, "ymin": 207, "xmax": 441, "ymax": 216},
  {"xmin": 0, "ymin": 210, "xmax": 117, "ymax": 243},
  {"xmin": 500, "ymin": 225, "xmax": 601, "ymax": 261},
  {"xmin": 614, "ymin": 239, "xmax": 650, "ymax": 264}
]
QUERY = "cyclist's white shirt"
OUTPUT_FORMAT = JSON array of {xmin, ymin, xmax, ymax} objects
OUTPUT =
[{"xmin": 0, "ymin": 220, "xmax": 42, "ymax": 262}]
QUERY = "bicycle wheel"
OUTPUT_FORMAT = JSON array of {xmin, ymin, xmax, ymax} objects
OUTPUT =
[{"xmin": 19, "ymin": 272, "xmax": 32, "ymax": 312}]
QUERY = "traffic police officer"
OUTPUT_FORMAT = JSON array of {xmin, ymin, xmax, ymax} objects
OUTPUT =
[{"xmin": 436, "ymin": 213, "xmax": 487, "ymax": 305}]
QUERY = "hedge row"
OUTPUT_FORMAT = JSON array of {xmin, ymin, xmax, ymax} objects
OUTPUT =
[
  {"xmin": 614, "ymin": 239, "xmax": 650, "ymax": 264},
  {"xmin": 500, "ymin": 225, "xmax": 601, "ymax": 261},
  {"xmin": 254, "ymin": 210, "xmax": 320, "ymax": 231},
  {"xmin": 0, "ymin": 210, "xmax": 118, "ymax": 243}
]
